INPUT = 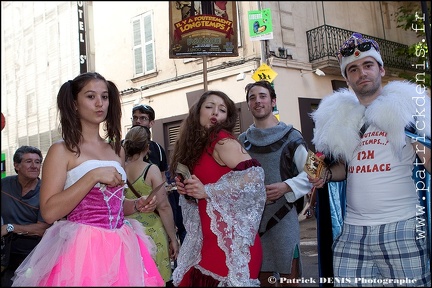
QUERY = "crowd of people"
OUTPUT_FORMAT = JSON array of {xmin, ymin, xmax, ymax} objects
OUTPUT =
[{"xmin": 1, "ymin": 31, "xmax": 430, "ymax": 287}]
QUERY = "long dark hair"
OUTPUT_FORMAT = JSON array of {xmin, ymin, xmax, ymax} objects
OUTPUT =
[
  {"xmin": 170, "ymin": 90, "xmax": 238, "ymax": 175},
  {"xmin": 57, "ymin": 72, "xmax": 122, "ymax": 156}
]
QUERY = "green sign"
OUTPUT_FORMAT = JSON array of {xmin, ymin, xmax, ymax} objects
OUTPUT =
[
  {"xmin": 1, "ymin": 153, "xmax": 5, "ymax": 178},
  {"xmin": 248, "ymin": 8, "xmax": 273, "ymax": 41}
]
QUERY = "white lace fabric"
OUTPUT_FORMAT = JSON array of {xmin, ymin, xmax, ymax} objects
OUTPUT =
[{"xmin": 172, "ymin": 166, "xmax": 266, "ymax": 287}]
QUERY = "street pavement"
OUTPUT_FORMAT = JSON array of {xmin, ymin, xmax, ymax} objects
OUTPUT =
[
  {"xmin": 169, "ymin": 212, "xmax": 322, "ymax": 287},
  {"xmin": 299, "ymin": 215, "xmax": 320, "ymax": 287}
]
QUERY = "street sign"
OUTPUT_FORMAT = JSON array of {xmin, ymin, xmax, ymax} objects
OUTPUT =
[
  {"xmin": 1, "ymin": 153, "xmax": 5, "ymax": 178},
  {"xmin": 248, "ymin": 8, "xmax": 273, "ymax": 41},
  {"xmin": 252, "ymin": 63, "xmax": 278, "ymax": 83}
]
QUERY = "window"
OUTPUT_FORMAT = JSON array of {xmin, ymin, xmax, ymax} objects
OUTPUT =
[
  {"xmin": 132, "ymin": 11, "xmax": 155, "ymax": 77},
  {"xmin": 27, "ymin": 91, "xmax": 37, "ymax": 116}
]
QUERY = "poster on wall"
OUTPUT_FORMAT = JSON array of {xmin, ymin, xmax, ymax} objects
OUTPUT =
[
  {"xmin": 169, "ymin": 1, "xmax": 238, "ymax": 58},
  {"xmin": 248, "ymin": 8, "xmax": 273, "ymax": 41}
]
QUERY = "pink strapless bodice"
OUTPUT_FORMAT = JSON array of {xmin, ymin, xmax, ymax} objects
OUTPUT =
[{"xmin": 64, "ymin": 160, "xmax": 127, "ymax": 229}]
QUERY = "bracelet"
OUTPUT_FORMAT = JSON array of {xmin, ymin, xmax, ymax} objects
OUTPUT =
[
  {"xmin": 134, "ymin": 200, "xmax": 139, "ymax": 213},
  {"xmin": 325, "ymin": 167, "xmax": 333, "ymax": 183}
]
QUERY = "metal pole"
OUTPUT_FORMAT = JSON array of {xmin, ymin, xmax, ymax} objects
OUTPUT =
[
  {"xmin": 258, "ymin": 1, "xmax": 266, "ymax": 64},
  {"xmin": 203, "ymin": 56, "xmax": 208, "ymax": 92}
]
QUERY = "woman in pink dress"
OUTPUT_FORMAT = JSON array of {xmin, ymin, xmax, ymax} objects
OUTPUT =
[
  {"xmin": 12, "ymin": 72, "xmax": 164, "ymax": 286},
  {"xmin": 170, "ymin": 90, "xmax": 266, "ymax": 286}
]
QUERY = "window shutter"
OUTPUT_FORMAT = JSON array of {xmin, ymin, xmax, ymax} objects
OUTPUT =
[
  {"xmin": 143, "ymin": 13, "xmax": 155, "ymax": 72},
  {"xmin": 132, "ymin": 11, "xmax": 155, "ymax": 76},
  {"xmin": 132, "ymin": 18, "xmax": 143, "ymax": 75}
]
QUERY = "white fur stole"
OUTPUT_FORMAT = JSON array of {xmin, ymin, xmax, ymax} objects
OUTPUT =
[{"xmin": 311, "ymin": 81, "xmax": 431, "ymax": 162}]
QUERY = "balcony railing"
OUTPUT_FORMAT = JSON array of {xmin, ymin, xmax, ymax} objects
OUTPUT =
[{"xmin": 306, "ymin": 25, "xmax": 427, "ymax": 73}]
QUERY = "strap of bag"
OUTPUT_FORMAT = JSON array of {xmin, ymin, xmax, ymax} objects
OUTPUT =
[
  {"xmin": 243, "ymin": 129, "xmax": 296, "ymax": 237},
  {"xmin": 359, "ymin": 122, "xmax": 368, "ymax": 138},
  {"xmin": 259, "ymin": 202, "xmax": 292, "ymax": 237},
  {"xmin": 1, "ymin": 191, "xmax": 39, "ymax": 210},
  {"xmin": 126, "ymin": 179, "xmax": 141, "ymax": 198},
  {"xmin": 127, "ymin": 164, "xmax": 153, "ymax": 199}
]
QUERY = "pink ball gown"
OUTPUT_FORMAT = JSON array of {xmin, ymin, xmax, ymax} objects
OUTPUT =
[{"xmin": 12, "ymin": 160, "xmax": 164, "ymax": 286}]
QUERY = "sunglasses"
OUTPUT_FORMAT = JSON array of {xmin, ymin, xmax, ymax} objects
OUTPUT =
[{"xmin": 339, "ymin": 42, "xmax": 376, "ymax": 57}]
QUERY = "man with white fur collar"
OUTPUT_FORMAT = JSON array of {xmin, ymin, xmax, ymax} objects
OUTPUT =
[{"xmin": 309, "ymin": 33, "xmax": 431, "ymax": 286}]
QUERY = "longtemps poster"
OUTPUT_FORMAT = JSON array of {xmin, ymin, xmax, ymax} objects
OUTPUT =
[{"xmin": 169, "ymin": 1, "xmax": 238, "ymax": 58}]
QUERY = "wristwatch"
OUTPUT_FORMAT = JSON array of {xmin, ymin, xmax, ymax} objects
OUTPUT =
[{"xmin": 6, "ymin": 224, "xmax": 14, "ymax": 233}]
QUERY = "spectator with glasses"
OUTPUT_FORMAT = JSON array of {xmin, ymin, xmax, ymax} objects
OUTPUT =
[
  {"xmin": 309, "ymin": 33, "xmax": 431, "ymax": 286},
  {"xmin": 131, "ymin": 105, "xmax": 168, "ymax": 182},
  {"xmin": 131, "ymin": 104, "xmax": 185, "ymax": 270}
]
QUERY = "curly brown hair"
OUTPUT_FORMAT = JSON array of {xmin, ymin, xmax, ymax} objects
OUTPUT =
[{"xmin": 170, "ymin": 90, "xmax": 238, "ymax": 175}]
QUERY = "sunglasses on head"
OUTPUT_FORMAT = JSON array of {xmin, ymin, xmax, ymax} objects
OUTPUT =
[
  {"xmin": 132, "ymin": 104, "xmax": 154, "ymax": 116},
  {"xmin": 134, "ymin": 104, "xmax": 152, "ymax": 112},
  {"xmin": 340, "ymin": 42, "xmax": 374, "ymax": 57}
]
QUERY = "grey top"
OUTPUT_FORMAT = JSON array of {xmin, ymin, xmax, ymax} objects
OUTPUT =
[{"xmin": 239, "ymin": 121, "xmax": 310, "ymax": 274}]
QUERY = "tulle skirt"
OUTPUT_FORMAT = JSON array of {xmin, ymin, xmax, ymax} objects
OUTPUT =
[{"xmin": 12, "ymin": 219, "xmax": 164, "ymax": 286}]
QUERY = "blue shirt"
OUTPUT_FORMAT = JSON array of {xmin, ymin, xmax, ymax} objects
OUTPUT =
[
  {"xmin": 1, "ymin": 175, "xmax": 44, "ymax": 224},
  {"xmin": 1, "ymin": 175, "xmax": 44, "ymax": 254}
]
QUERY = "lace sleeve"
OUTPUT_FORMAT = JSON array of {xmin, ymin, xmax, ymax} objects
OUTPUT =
[
  {"xmin": 205, "ymin": 166, "xmax": 266, "ymax": 286},
  {"xmin": 173, "ymin": 166, "xmax": 266, "ymax": 287},
  {"xmin": 172, "ymin": 196, "xmax": 202, "ymax": 286}
]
